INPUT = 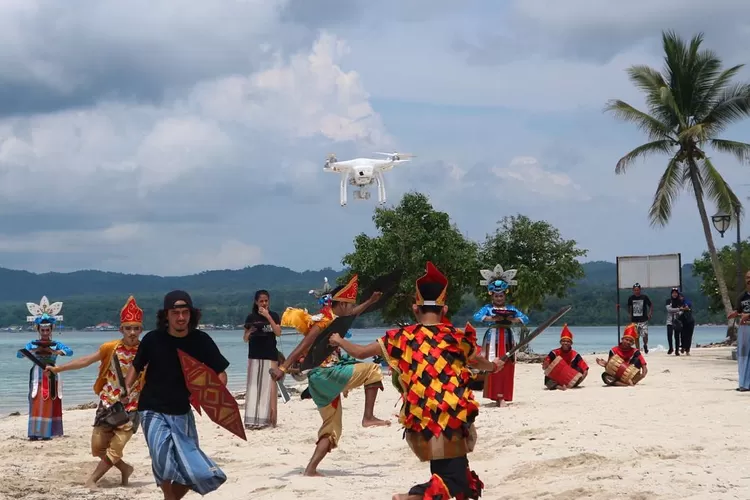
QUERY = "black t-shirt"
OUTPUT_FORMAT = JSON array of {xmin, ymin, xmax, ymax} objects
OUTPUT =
[
  {"xmin": 133, "ymin": 328, "xmax": 230, "ymax": 415},
  {"xmin": 736, "ymin": 291, "xmax": 750, "ymax": 314},
  {"xmin": 245, "ymin": 311, "xmax": 281, "ymax": 360},
  {"xmin": 628, "ymin": 294, "xmax": 652, "ymax": 322}
]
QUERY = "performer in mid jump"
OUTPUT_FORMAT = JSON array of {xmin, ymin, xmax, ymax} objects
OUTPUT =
[{"xmin": 473, "ymin": 265, "xmax": 528, "ymax": 405}]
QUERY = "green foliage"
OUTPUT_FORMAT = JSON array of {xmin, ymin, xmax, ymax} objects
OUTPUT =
[
  {"xmin": 339, "ymin": 192, "xmax": 479, "ymax": 323},
  {"xmin": 692, "ymin": 240, "xmax": 750, "ymax": 312},
  {"xmin": 477, "ymin": 215, "xmax": 587, "ymax": 311}
]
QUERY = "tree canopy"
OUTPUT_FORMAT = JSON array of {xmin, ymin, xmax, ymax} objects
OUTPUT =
[
  {"xmin": 477, "ymin": 215, "xmax": 587, "ymax": 311},
  {"xmin": 692, "ymin": 239, "xmax": 750, "ymax": 312}
]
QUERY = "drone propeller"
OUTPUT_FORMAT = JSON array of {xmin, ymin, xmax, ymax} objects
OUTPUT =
[{"xmin": 374, "ymin": 152, "xmax": 416, "ymax": 161}]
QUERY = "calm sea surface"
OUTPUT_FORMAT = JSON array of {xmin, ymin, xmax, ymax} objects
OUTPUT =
[{"xmin": 0, "ymin": 325, "xmax": 729, "ymax": 415}]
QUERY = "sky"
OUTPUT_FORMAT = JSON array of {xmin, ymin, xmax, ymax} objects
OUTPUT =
[{"xmin": 2, "ymin": 0, "xmax": 750, "ymax": 276}]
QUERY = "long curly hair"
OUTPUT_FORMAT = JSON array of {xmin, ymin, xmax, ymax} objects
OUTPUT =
[{"xmin": 156, "ymin": 308, "xmax": 202, "ymax": 331}]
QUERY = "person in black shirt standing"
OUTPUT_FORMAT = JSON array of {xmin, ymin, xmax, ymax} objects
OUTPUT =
[
  {"xmin": 627, "ymin": 283, "xmax": 653, "ymax": 354},
  {"xmin": 243, "ymin": 289, "xmax": 282, "ymax": 430},
  {"xmin": 126, "ymin": 290, "xmax": 230, "ymax": 500}
]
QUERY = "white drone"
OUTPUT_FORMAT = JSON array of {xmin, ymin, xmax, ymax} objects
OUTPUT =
[{"xmin": 323, "ymin": 152, "xmax": 415, "ymax": 206}]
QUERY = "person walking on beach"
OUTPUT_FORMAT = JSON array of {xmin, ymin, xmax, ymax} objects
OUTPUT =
[
  {"xmin": 328, "ymin": 262, "xmax": 494, "ymax": 500},
  {"xmin": 47, "ymin": 296, "xmax": 146, "ymax": 488},
  {"xmin": 627, "ymin": 283, "xmax": 652, "ymax": 353},
  {"xmin": 126, "ymin": 290, "xmax": 230, "ymax": 499},
  {"xmin": 243, "ymin": 289, "xmax": 282, "ymax": 430},
  {"xmin": 270, "ymin": 275, "xmax": 390, "ymax": 477},
  {"xmin": 17, "ymin": 296, "xmax": 71, "ymax": 441},
  {"xmin": 728, "ymin": 271, "xmax": 750, "ymax": 391},
  {"xmin": 666, "ymin": 288, "xmax": 683, "ymax": 355}
]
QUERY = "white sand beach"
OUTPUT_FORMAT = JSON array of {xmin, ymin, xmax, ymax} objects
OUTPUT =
[{"xmin": 0, "ymin": 347, "xmax": 748, "ymax": 500}]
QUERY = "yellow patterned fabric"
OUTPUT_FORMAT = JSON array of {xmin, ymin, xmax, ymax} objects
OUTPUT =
[
  {"xmin": 97, "ymin": 342, "xmax": 142, "ymax": 412},
  {"xmin": 378, "ymin": 323, "xmax": 479, "ymax": 440}
]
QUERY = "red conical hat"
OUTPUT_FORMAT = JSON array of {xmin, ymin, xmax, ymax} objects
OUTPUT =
[
  {"xmin": 120, "ymin": 296, "xmax": 143, "ymax": 327},
  {"xmin": 560, "ymin": 324, "xmax": 573, "ymax": 341},
  {"xmin": 332, "ymin": 274, "xmax": 358, "ymax": 304},
  {"xmin": 415, "ymin": 262, "xmax": 448, "ymax": 306},
  {"xmin": 622, "ymin": 323, "xmax": 638, "ymax": 340}
]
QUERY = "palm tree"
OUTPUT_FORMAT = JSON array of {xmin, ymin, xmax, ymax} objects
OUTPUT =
[{"xmin": 605, "ymin": 30, "xmax": 750, "ymax": 324}]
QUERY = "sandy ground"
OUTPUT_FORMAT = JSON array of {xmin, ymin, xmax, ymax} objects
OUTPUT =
[{"xmin": 1, "ymin": 347, "xmax": 749, "ymax": 500}]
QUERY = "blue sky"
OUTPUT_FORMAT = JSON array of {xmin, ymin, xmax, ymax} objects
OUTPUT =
[{"xmin": 1, "ymin": 0, "xmax": 750, "ymax": 275}]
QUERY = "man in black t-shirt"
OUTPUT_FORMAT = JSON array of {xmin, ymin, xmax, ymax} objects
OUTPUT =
[
  {"xmin": 126, "ymin": 290, "xmax": 230, "ymax": 499},
  {"xmin": 627, "ymin": 283, "xmax": 653, "ymax": 354}
]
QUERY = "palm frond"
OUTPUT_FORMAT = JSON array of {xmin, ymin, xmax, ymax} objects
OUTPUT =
[
  {"xmin": 604, "ymin": 100, "xmax": 675, "ymax": 141},
  {"xmin": 648, "ymin": 156, "xmax": 684, "ymax": 226},
  {"xmin": 626, "ymin": 65, "xmax": 675, "ymax": 125},
  {"xmin": 701, "ymin": 82, "xmax": 750, "ymax": 134},
  {"xmin": 698, "ymin": 156, "xmax": 742, "ymax": 216},
  {"xmin": 695, "ymin": 65, "xmax": 744, "ymax": 120},
  {"xmin": 711, "ymin": 139, "xmax": 750, "ymax": 164},
  {"xmin": 614, "ymin": 140, "xmax": 676, "ymax": 174},
  {"xmin": 678, "ymin": 123, "xmax": 709, "ymax": 143},
  {"xmin": 659, "ymin": 86, "xmax": 686, "ymax": 129}
]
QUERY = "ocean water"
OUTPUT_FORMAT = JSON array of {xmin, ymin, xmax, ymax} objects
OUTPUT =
[{"xmin": 0, "ymin": 325, "xmax": 729, "ymax": 415}]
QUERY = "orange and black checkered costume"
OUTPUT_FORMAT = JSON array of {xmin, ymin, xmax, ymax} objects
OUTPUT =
[{"xmin": 378, "ymin": 322, "xmax": 484, "ymax": 499}]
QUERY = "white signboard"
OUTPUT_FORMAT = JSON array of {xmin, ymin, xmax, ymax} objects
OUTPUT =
[{"xmin": 617, "ymin": 254, "xmax": 681, "ymax": 289}]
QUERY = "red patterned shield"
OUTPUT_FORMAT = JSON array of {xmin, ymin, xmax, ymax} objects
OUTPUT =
[{"xmin": 177, "ymin": 349, "xmax": 246, "ymax": 441}]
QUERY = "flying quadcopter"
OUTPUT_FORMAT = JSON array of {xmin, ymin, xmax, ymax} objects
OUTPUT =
[{"xmin": 323, "ymin": 151, "xmax": 416, "ymax": 206}]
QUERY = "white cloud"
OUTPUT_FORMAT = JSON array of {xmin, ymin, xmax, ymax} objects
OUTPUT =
[{"xmin": 491, "ymin": 156, "xmax": 590, "ymax": 201}]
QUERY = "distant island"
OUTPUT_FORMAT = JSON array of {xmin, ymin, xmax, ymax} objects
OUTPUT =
[{"xmin": 0, "ymin": 261, "xmax": 723, "ymax": 329}]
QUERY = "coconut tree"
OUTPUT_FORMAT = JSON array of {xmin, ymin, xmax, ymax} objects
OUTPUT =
[{"xmin": 605, "ymin": 30, "xmax": 750, "ymax": 322}]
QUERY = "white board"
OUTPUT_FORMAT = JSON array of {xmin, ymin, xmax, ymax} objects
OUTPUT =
[{"xmin": 617, "ymin": 254, "xmax": 681, "ymax": 289}]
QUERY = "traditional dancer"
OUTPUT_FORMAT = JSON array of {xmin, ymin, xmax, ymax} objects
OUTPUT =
[
  {"xmin": 728, "ymin": 270, "xmax": 750, "ymax": 391},
  {"xmin": 270, "ymin": 275, "xmax": 390, "ymax": 477},
  {"xmin": 16, "ymin": 296, "xmax": 71, "ymax": 440},
  {"xmin": 47, "ymin": 296, "xmax": 146, "ymax": 488},
  {"xmin": 330, "ymin": 262, "xmax": 497, "ymax": 500},
  {"xmin": 541, "ymin": 324, "xmax": 589, "ymax": 390},
  {"xmin": 126, "ymin": 290, "xmax": 230, "ymax": 499},
  {"xmin": 596, "ymin": 324, "xmax": 648, "ymax": 386},
  {"xmin": 243, "ymin": 289, "xmax": 282, "ymax": 430},
  {"xmin": 472, "ymin": 264, "xmax": 528, "ymax": 405}
]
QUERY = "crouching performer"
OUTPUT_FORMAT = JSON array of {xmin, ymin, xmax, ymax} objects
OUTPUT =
[
  {"xmin": 330, "ymin": 262, "xmax": 501, "ymax": 499},
  {"xmin": 542, "ymin": 324, "xmax": 589, "ymax": 390},
  {"xmin": 596, "ymin": 324, "xmax": 648, "ymax": 386}
]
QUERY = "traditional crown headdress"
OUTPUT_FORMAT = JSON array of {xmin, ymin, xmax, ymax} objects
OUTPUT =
[
  {"xmin": 309, "ymin": 277, "xmax": 333, "ymax": 306},
  {"xmin": 415, "ymin": 262, "xmax": 448, "ymax": 306},
  {"xmin": 479, "ymin": 264, "xmax": 518, "ymax": 292},
  {"xmin": 120, "ymin": 295, "xmax": 144, "ymax": 326},
  {"xmin": 26, "ymin": 296, "xmax": 64, "ymax": 325}
]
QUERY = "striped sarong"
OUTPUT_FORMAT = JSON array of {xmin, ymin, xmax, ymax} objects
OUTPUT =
[
  {"xmin": 244, "ymin": 358, "xmax": 277, "ymax": 429},
  {"xmin": 140, "ymin": 410, "xmax": 226, "ymax": 495}
]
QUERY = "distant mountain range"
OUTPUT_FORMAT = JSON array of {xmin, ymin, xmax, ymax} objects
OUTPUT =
[{"xmin": 0, "ymin": 261, "xmax": 721, "ymax": 328}]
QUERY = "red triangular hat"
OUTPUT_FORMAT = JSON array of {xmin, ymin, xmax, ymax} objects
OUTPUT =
[
  {"xmin": 332, "ymin": 274, "xmax": 358, "ymax": 304},
  {"xmin": 623, "ymin": 323, "xmax": 638, "ymax": 340},
  {"xmin": 120, "ymin": 295, "xmax": 143, "ymax": 326},
  {"xmin": 415, "ymin": 262, "xmax": 448, "ymax": 306},
  {"xmin": 560, "ymin": 324, "xmax": 573, "ymax": 341}
]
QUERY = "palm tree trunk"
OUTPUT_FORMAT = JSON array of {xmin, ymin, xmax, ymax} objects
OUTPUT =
[{"xmin": 691, "ymin": 168, "xmax": 735, "ymax": 340}]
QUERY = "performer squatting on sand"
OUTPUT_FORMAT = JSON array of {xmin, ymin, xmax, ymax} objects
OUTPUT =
[
  {"xmin": 17, "ymin": 296, "xmax": 72, "ymax": 441},
  {"xmin": 596, "ymin": 324, "xmax": 648, "ymax": 386},
  {"xmin": 541, "ymin": 324, "xmax": 589, "ymax": 390},
  {"xmin": 49, "ymin": 296, "xmax": 146, "ymax": 488},
  {"xmin": 330, "ymin": 262, "xmax": 502, "ymax": 500},
  {"xmin": 271, "ymin": 274, "xmax": 390, "ymax": 477},
  {"xmin": 127, "ymin": 290, "xmax": 230, "ymax": 500}
]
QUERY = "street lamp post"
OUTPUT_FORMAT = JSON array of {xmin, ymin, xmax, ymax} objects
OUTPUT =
[{"xmin": 712, "ymin": 205, "xmax": 743, "ymax": 307}]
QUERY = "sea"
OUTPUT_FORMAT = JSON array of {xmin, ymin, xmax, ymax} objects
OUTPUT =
[{"xmin": 0, "ymin": 325, "xmax": 729, "ymax": 416}]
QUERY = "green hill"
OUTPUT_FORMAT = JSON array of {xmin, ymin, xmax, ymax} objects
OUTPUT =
[{"xmin": 0, "ymin": 261, "xmax": 722, "ymax": 329}]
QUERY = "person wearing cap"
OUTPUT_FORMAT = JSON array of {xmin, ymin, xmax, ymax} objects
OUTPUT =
[
  {"xmin": 330, "ymin": 262, "xmax": 499, "ymax": 500},
  {"xmin": 627, "ymin": 283, "xmax": 653, "ymax": 353},
  {"xmin": 48, "ymin": 296, "xmax": 146, "ymax": 488},
  {"xmin": 541, "ymin": 324, "xmax": 589, "ymax": 390},
  {"xmin": 596, "ymin": 324, "xmax": 648, "ymax": 386},
  {"xmin": 472, "ymin": 264, "xmax": 529, "ymax": 406},
  {"xmin": 665, "ymin": 288, "xmax": 684, "ymax": 355},
  {"xmin": 270, "ymin": 275, "xmax": 389, "ymax": 477},
  {"xmin": 127, "ymin": 290, "xmax": 230, "ymax": 498}
]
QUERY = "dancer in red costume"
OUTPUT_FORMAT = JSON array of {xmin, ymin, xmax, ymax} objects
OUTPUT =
[
  {"xmin": 542, "ymin": 324, "xmax": 589, "ymax": 390},
  {"xmin": 330, "ymin": 262, "xmax": 498, "ymax": 499},
  {"xmin": 472, "ymin": 264, "xmax": 528, "ymax": 405}
]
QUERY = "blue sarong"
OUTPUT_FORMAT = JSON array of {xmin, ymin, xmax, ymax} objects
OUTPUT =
[
  {"xmin": 738, "ymin": 325, "xmax": 750, "ymax": 390},
  {"xmin": 140, "ymin": 410, "xmax": 227, "ymax": 495}
]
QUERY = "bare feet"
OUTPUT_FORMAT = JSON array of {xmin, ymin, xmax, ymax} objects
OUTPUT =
[
  {"xmin": 121, "ymin": 463, "xmax": 134, "ymax": 486},
  {"xmin": 84, "ymin": 478, "xmax": 99, "ymax": 489},
  {"xmin": 392, "ymin": 494, "xmax": 420, "ymax": 500},
  {"xmin": 362, "ymin": 417, "xmax": 391, "ymax": 427}
]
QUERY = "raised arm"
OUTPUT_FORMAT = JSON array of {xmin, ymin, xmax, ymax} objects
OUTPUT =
[
  {"xmin": 50, "ymin": 350, "xmax": 102, "ymax": 374},
  {"xmin": 329, "ymin": 335, "xmax": 381, "ymax": 359},
  {"xmin": 350, "ymin": 291, "xmax": 383, "ymax": 317}
]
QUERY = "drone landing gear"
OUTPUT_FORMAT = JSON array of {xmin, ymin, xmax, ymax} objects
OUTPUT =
[
  {"xmin": 375, "ymin": 171, "xmax": 386, "ymax": 205},
  {"xmin": 340, "ymin": 172, "xmax": 349, "ymax": 206}
]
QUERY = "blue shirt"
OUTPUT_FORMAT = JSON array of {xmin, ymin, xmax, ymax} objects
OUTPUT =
[{"xmin": 473, "ymin": 304, "xmax": 529, "ymax": 325}]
